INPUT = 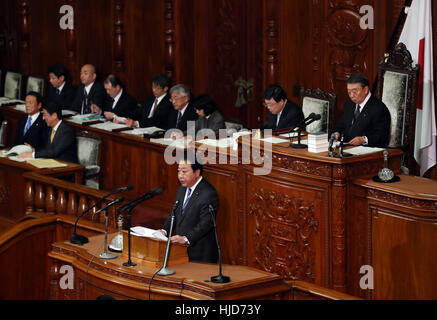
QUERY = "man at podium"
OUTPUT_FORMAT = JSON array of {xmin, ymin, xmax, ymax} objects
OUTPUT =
[{"xmin": 160, "ymin": 154, "xmax": 219, "ymax": 263}]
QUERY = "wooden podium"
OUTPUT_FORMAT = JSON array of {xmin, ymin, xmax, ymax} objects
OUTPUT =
[{"xmin": 122, "ymin": 230, "xmax": 188, "ymax": 267}]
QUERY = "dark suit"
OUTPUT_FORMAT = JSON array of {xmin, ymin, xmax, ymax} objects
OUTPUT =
[
  {"xmin": 167, "ymin": 103, "xmax": 198, "ymax": 133},
  {"xmin": 332, "ymin": 95, "xmax": 391, "ymax": 147},
  {"xmin": 13, "ymin": 113, "xmax": 47, "ymax": 150},
  {"xmin": 0, "ymin": 111, "xmax": 3, "ymax": 125},
  {"xmin": 70, "ymin": 82, "xmax": 107, "ymax": 114},
  {"xmin": 195, "ymin": 110, "xmax": 226, "ymax": 134},
  {"xmin": 35, "ymin": 121, "xmax": 78, "ymax": 163},
  {"xmin": 47, "ymin": 82, "xmax": 77, "ymax": 110},
  {"xmin": 163, "ymin": 178, "xmax": 219, "ymax": 263},
  {"xmin": 102, "ymin": 89, "xmax": 139, "ymax": 119},
  {"xmin": 132, "ymin": 94, "xmax": 173, "ymax": 129},
  {"xmin": 262, "ymin": 100, "xmax": 304, "ymax": 130}
]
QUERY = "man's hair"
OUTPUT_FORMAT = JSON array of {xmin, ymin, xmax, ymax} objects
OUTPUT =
[
  {"xmin": 169, "ymin": 84, "xmax": 191, "ymax": 100},
  {"xmin": 44, "ymin": 101, "xmax": 62, "ymax": 120},
  {"xmin": 152, "ymin": 74, "xmax": 171, "ymax": 89},
  {"xmin": 177, "ymin": 151, "xmax": 203, "ymax": 175},
  {"xmin": 104, "ymin": 74, "xmax": 124, "ymax": 88},
  {"xmin": 26, "ymin": 91, "xmax": 43, "ymax": 105},
  {"xmin": 193, "ymin": 94, "xmax": 216, "ymax": 116},
  {"xmin": 347, "ymin": 73, "xmax": 370, "ymax": 88},
  {"xmin": 264, "ymin": 85, "xmax": 287, "ymax": 102},
  {"xmin": 48, "ymin": 63, "xmax": 69, "ymax": 80}
]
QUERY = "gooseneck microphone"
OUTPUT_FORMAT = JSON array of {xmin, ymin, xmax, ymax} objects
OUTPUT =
[
  {"xmin": 120, "ymin": 188, "xmax": 163, "ymax": 267},
  {"xmin": 208, "ymin": 204, "xmax": 230, "ymax": 283},
  {"xmin": 118, "ymin": 188, "xmax": 163, "ymax": 213},
  {"xmin": 70, "ymin": 185, "xmax": 133, "ymax": 245},
  {"xmin": 157, "ymin": 200, "xmax": 180, "ymax": 276},
  {"xmin": 290, "ymin": 113, "xmax": 322, "ymax": 149}
]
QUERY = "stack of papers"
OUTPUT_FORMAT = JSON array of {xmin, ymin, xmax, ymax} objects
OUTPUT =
[
  {"xmin": 13, "ymin": 104, "xmax": 26, "ymax": 112},
  {"xmin": 307, "ymin": 133, "xmax": 329, "ymax": 153},
  {"xmin": 89, "ymin": 122, "xmax": 130, "ymax": 131},
  {"xmin": 130, "ymin": 226, "xmax": 167, "ymax": 241},
  {"xmin": 345, "ymin": 146, "xmax": 385, "ymax": 156},
  {"xmin": 0, "ymin": 98, "xmax": 25, "ymax": 106},
  {"xmin": 68, "ymin": 114, "xmax": 105, "ymax": 124},
  {"xmin": 122, "ymin": 127, "xmax": 164, "ymax": 136},
  {"xmin": 27, "ymin": 159, "xmax": 67, "ymax": 169},
  {"xmin": 255, "ymin": 137, "xmax": 289, "ymax": 144},
  {"xmin": 197, "ymin": 137, "xmax": 235, "ymax": 148},
  {"xmin": 279, "ymin": 132, "xmax": 299, "ymax": 139},
  {"xmin": 150, "ymin": 138, "xmax": 192, "ymax": 149},
  {"xmin": 2, "ymin": 144, "xmax": 32, "ymax": 157}
]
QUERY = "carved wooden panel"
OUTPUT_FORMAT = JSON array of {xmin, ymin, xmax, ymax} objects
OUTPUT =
[{"xmin": 246, "ymin": 175, "xmax": 329, "ymax": 286}]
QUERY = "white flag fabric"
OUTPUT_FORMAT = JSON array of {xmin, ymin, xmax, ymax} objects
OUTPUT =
[{"xmin": 398, "ymin": 0, "xmax": 436, "ymax": 176}]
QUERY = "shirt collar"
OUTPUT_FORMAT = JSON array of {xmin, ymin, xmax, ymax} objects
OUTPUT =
[
  {"xmin": 58, "ymin": 81, "xmax": 66, "ymax": 92},
  {"xmin": 179, "ymin": 103, "xmax": 189, "ymax": 116},
  {"xmin": 359, "ymin": 92, "xmax": 372, "ymax": 110},
  {"xmin": 112, "ymin": 89, "xmax": 123, "ymax": 107},
  {"xmin": 187, "ymin": 176, "xmax": 203, "ymax": 194},
  {"xmin": 52, "ymin": 120, "xmax": 62, "ymax": 132},
  {"xmin": 85, "ymin": 82, "xmax": 94, "ymax": 94}
]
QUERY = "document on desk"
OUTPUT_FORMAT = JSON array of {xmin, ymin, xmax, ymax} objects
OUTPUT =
[
  {"xmin": 255, "ymin": 137, "xmax": 290, "ymax": 144},
  {"xmin": 279, "ymin": 132, "xmax": 299, "ymax": 138},
  {"xmin": 27, "ymin": 159, "xmax": 68, "ymax": 168},
  {"xmin": 2, "ymin": 144, "xmax": 33, "ymax": 157},
  {"xmin": 13, "ymin": 104, "xmax": 26, "ymax": 112},
  {"xmin": 197, "ymin": 137, "xmax": 235, "ymax": 148},
  {"xmin": 123, "ymin": 127, "xmax": 164, "ymax": 136},
  {"xmin": 130, "ymin": 226, "xmax": 168, "ymax": 241},
  {"xmin": 345, "ymin": 146, "xmax": 385, "ymax": 156},
  {"xmin": 89, "ymin": 122, "xmax": 129, "ymax": 131},
  {"xmin": 150, "ymin": 138, "xmax": 192, "ymax": 149},
  {"xmin": 0, "ymin": 98, "xmax": 25, "ymax": 106},
  {"xmin": 69, "ymin": 114, "xmax": 105, "ymax": 124}
]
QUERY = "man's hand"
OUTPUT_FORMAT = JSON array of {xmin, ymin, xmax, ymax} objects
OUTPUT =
[
  {"xmin": 348, "ymin": 136, "xmax": 365, "ymax": 146},
  {"xmin": 171, "ymin": 131, "xmax": 183, "ymax": 140},
  {"xmin": 91, "ymin": 104, "xmax": 101, "ymax": 114},
  {"xmin": 18, "ymin": 151, "xmax": 33, "ymax": 159},
  {"xmin": 104, "ymin": 111, "xmax": 115, "ymax": 121},
  {"xmin": 171, "ymin": 235, "xmax": 188, "ymax": 245},
  {"xmin": 125, "ymin": 118, "xmax": 138, "ymax": 128}
]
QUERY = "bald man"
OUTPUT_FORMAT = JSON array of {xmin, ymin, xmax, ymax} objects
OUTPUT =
[{"xmin": 70, "ymin": 64, "xmax": 107, "ymax": 115}]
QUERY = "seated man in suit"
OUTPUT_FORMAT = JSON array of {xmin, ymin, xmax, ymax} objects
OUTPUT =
[
  {"xmin": 160, "ymin": 153, "xmax": 219, "ymax": 263},
  {"xmin": 12, "ymin": 91, "xmax": 47, "ymax": 150},
  {"xmin": 47, "ymin": 63, "xmax": 76, "ymax": 110},
  {"xmin": 193, "ymin": 94, "xmax": 226, "ymax": 134},
  {"xmin": 332, "ymin": 73, "xmax": 390, "ymax": 147},
  {"xmin": 70, "ymin": 64, "xmax": 107, "ymax": 115},
  {"xmin": 126, "ymin": 74, "xmax": 173, "ymax": 130},
  {"xmin": 167, "ymin": 84, "xmax": 198, "ymax": 138},
  {"xmin": 102, "ymin": 74, "xmax": 138, "ymax": 121},
  {"xmin": 18, "ymin": 102, "xmax": 78, "ymax": 163},
  {"xmin": 261, "ymin": 85, "xmax": 304, "ymax": 131}
]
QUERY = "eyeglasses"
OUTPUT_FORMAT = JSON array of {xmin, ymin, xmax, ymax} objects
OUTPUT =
[
  {"xmin": 170, "ymin": 96, "xmax": 186, "ymax": 103},
  {"xmin": 263, "ymin": 101, "xmax": 278, "ymax": 108},
  {"xmin": 347, "ymin": 87, "xmax": 363, "ymax": 95}
]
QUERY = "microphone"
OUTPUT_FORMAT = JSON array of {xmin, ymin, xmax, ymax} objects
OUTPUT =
[
  {"xmin": 70, "ymin": 185, "xmax": 134, "ymax": 245},
  {"xmin": 208, "ymin": 204, "xmax": 230, "ymax": 283},
  {"xmin": 157, "ymin": 200, "xmax": 180, "ymax": 275},
  {"xmin": 328, "ymin": 132, "xmax": 336, "ymax": 156},
  {"xmin": 118, "ymin": 188, "xmax": 163, "ymax": 212},
  {"xmin": 303, "ymin": 113, "xmax": 321, "ymax": 127},
  {"xmin": 92, "ymin": 197, "xmax": 124, "ymax": 219}
]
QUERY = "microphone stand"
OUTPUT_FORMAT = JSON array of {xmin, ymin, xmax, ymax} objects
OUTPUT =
[
  {"xmin": 157, "ymin": 201, "xmax": 179, "ymax": 276},
  {"xmin": 122, "ymin": 206, "xmax": 137, "ymax": 267},
  {"xmin": 99, "ymin": 208, "xmax": 118, "ymax": 260},
  {"xmin": 209, "ymin": 205, "xmax": 230, "ymax": 283},
  {"xmin": 290, "ymin": 126, "xmax": 307, "ymax": 149}
]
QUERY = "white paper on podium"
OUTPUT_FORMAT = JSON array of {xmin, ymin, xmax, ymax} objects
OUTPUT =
[
  {"xmin": 122, "ymin": 126, "xmax": 164, "ymax": 136},
  {"xmin": 90, "ymin": 122, "xmax": 129, "ymax": 131},
  {"xmin": 130, "ymin": 226, "xmax": 168, "ymax": 241},
  {"xmin": 345, "ymin": 146, "xmax": 385, "ymax": 156}
]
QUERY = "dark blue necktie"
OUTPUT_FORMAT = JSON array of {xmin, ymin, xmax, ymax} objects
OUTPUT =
[
  {"xmin": 81, "ymin": 89, "xmax": 89, "ymax": 114},
  {"xmin": 181, "ymin": 188, "xmax": 192, "ymax": 215},
  {"xmin": 176, "ymin": 111, "xmax": 182, "ymax": 128}
]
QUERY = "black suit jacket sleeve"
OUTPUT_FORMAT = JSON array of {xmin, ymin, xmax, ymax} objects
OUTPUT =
[
  {"xmin": 103, "ymin": 90, "xmax": 139, "ymax": 119},
  {"xmin": 13, "ymin": 113, "xmax": 47, "ymax": 150}
]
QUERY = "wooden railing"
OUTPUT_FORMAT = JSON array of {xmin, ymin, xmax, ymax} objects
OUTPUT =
[{"xmin": 22, "ymin": 171, "xmax": 120, "ymax": 229}]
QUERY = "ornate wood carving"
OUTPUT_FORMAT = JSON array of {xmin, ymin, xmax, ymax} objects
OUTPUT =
[
  {"xmin": 0, "ymin": 183, "xmax": 10, "ymax": 205},
  {"xmin": 368, "ymin": 189, "xmax": 437, "ymax": 213},
  {"xmin": 114, "ymin": 0, "xmax": 125, "ymax": 72},
  {"xmin": 249, "ymin": 188, "xmax": 318, "ymax": 282},
  {"xmin": 18, "ymin": 0, "xmax": 31, "ymax": 74},
  {"xmin": 272, "ymin": 154, "xmax": 332, "ymax": 178},
  {"xmin": 265, "ymin": 19, "xmax": 278, "ymax": 86},
  {"xmin": 164, "ymin": 0, "xmax": 175, "ymax": 79}
]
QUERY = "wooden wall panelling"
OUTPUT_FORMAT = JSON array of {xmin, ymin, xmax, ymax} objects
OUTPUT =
[{"xmin": 0, "ymin": 0, "xmax": 19, "ymax": 70}]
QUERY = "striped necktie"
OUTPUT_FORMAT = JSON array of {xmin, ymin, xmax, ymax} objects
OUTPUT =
[{"xmin": 181, "ymin": 188, "xmax": 192, "ymax": 215}]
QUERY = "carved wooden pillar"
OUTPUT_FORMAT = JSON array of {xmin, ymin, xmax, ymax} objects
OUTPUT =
[
  {"xmin": 24, "ymin": 180, "xmax": 34, "ymax": 215},
  {"xmin": 67, "ymin": 192, "xmax": 77, "ymax": 216},
  {"xmin": 18, "ymin": 0, "xmax": 31, "ymax": 76},
  {"xmin": 331, "ymin": 165, "xmax": 347, "ymax": 292},
  {"xmin": 56, "ymin": 189, "xmax": 67, "ymax": 215},
  {"xmin": 164, "ymin": 0, "xmax": 175, "ymax": 80},
  {"xmin": 35, "ymin": 183, "xmax": 45, "ymax": 212},
  {"xmin": 78, "ymin": 195, "xmax": 88, "ymax": 217},
  {"xmin": 114, "ymin": 0, "xmax": 125, "ymax": 72},
  {"xmin": 264, "ymin": 0, "xmax": 280, "ymax": 87},
  {"xmin": 45, "ymin": 186, "xmax": 56, "ymax": 215}
]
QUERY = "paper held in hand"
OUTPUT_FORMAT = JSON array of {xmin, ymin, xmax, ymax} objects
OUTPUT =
[{"xmin": 130, "ymin": 226, "xmax": 168, "ymax": 241}]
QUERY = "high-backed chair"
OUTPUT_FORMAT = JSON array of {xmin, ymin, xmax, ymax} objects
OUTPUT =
[
  {"xmin": 4, "ymin": 71, "xmax": 22, "ymax": 99},
  {"xmin": 76, "ymin": 131, "xmax": 102, "ymax": 189},
  {"xmin": 299, "ymin": 87, "xmax": 336, "ymax": 134},
  {"xmin": 375, "ymin": 42, "xmax": 419, "ymax": 172},
  {"xmin": 0, "ymin": 120, "xmax": 8, "ymax": 148},
  {"xmin": 225, "ymin": 119, "xmax": 245, "ymax": 135},
  {"xmin": 25, "ymin": 75, "xmax": 45, "ymax": 97}
]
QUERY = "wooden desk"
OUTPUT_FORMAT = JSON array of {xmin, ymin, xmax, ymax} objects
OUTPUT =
[
  {"xmin": 350, "ymin": 175, "xmax": 437, "ymax": 299},
  {"xmin": 48, "ymin": 234, "xmax": 291, "ymax": 300},
  {"xmin": 0, "ymin": 156, "xmax": 84, "ymax": 224}
]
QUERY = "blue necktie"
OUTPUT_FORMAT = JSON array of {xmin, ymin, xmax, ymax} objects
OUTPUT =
[
  {"xmin": 181, "ymin": 188, "xmax": 192, "ymax": 215},
  {"xmin": 24, "ymin": 116, "xmax": 32, "ymax": 135}
]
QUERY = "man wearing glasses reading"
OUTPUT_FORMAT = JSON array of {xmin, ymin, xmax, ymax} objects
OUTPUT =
[
  {"xmin": 261, "ymin": 85, "xmax": 304, "ymax": 131},
  {"xmin": 332, "ymin": 73, "xmax": 390, "ymax": 147}
]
